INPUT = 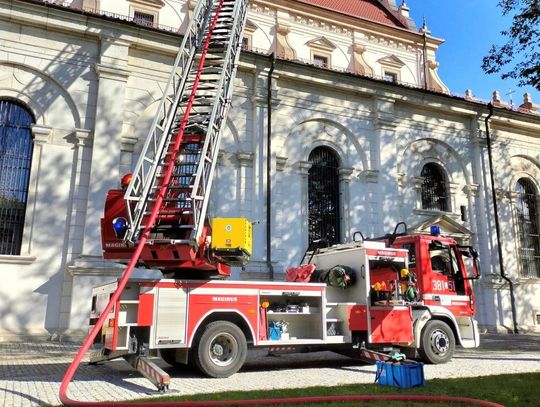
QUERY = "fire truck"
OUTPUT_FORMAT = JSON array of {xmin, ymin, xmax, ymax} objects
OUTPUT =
[{"xmin": 88, "ymin": 0, "xmax": 481, "ymax": 391}]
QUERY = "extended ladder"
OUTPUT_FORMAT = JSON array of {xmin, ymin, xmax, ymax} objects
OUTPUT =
[{"xmin": 123, "ymin": 0, "xmax": 249, "ymax": 247}]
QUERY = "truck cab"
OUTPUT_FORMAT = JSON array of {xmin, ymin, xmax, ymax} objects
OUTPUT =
[
  {"xmin": 386, "ymin": 228, "xmax": 481, "ymax": 363},
  {"xmin": 391, "ymin": 233, "xmax": 478, "ymax": 317}
]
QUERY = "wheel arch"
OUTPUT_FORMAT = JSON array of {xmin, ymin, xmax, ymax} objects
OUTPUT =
[
  {"xmin": 413, "ymin": 306, "xmax": 462, "ymax": 346},
  {"xmin": 189, "ymin": 311, "xmax": 255, "ymax": 347}
]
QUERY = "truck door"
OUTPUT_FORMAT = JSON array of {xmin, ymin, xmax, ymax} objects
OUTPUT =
[
  {"xmin": 426, "ymin": 241, "xmax": 473, "ymax": 315},
  {"xmin": 429, "ymin": 242, "xmax": 465, "ymax": 295}
]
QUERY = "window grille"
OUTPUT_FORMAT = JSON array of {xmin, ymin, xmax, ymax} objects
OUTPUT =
[
  {"xmin": 384, "ymin": 71, "xmax": 397, "ymax": 82},
  {"xmin": 421, "ymin": 163, "xmax": 449, "ymax": 211},
  {"xmin": 313, "ymin": 54, "xmax": 328, "ymax": 68},
  {"xmin": 0, "ymin": 100, "xmax": 34, "ymax": 255},
  {"xmin": 515, "ymin": 178, "xmax": 540, "ymax": 278},
  {"xmin": 133, "ymin": 11, "xmax": 155, "ymax": 27},
  {"xmin": 308, "ymin": 146, "xmax": 340, "ymax": 246}
]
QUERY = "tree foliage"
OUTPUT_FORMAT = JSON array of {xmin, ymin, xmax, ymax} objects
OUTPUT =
[{"xmin": 482, "ymin": 0, "xmax": 540, "ymax": 91}]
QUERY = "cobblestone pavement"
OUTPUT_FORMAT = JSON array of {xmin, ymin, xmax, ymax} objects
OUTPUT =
[{"xmin": 0, "ymin": 334, "xmax": 539, "ymax": 406}]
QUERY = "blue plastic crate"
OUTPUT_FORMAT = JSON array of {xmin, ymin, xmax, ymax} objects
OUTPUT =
[{"xmin": 375, "ymin": 361, "xmax": 425, "ymax": 388}]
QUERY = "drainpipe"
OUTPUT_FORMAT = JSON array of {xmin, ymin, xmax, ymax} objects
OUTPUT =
[
  {"xmin": 484, "ymin": 103, "xmax": 519, "ymax": 334},
  {"xmin": 266, "ymin": 53, "xmax": 276, "ymax": 280},
  {"xmin": 421, "ymin": 18, "xmax": 429, "ymax": 90}
]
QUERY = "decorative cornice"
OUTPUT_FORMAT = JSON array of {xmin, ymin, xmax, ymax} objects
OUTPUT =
[
  {"xmin": 276, "ymin": 156, "xmax": 288, "ymax": 172},
  {"xmin": 74, "ymin": 128, "xmax": 92, "ymax": 147},
  {"xmin": 249, "ymin": 2, "xmax": 277, "ymax": 17},
  {"xmin": 495, "ymin": 188, "xmax": 509, "ymax": 201},
  {"xmin": 31, "ymin": 125, "xmax": 52, "ymax": 145},
  {"xmin": 0, "ymin": 255, "xmax": 37, "ymax": 265},
  {"xmin": 236, "ymin": 152, "xmax": 254, "ymax": 167},
  {"xmin": 448, "ymin": 182, "xmax": 459, "ymax": 194},
  {"xmin": 397, "ymin": 172, "xmax": 405, "ymax": 188},
  {"xmin": 121, "ymin": 135, "xmax": 138, "ymax": 152},
  {"xmin": 360, "ymin": 169, "xmax": 379, "ymax": 183},
  {"xmin": 290, "ymin": 12, "xmax": 352, "ymax": 37},
  {"xmin": 339, "ymin": 167, "xmax": 354, "ymax": 182},
  {"xmin": 306, "ymin": 36, "xmax": 337, "ymax": 52},
  {"xmin": 67, "ymin": 255, "xmax": 126, "ymax": 276},
  {"xmin": 472, "ymin": 135, "xmax": 488, "ymax": 148},
  {"xmin": 94, "ymin": 63, "xmax": 130, "ymax": 82},
  {"xmin": 128, "ymin": 0, "xmax": 165, "ymax": 9},
  {"xmin": 413, "ymin": 176, "xmax": 424, "ymax": 189},
  {"xmin": 294, "ymin": 160, "xmax": 312, "ymax": 175},
  {"xmin": 378, "ymin": 54, "xmax": 405, "ymax": 69},
  {"xmin": 464, "ymin": 184, "xmax": 479, "ymax": 197}
]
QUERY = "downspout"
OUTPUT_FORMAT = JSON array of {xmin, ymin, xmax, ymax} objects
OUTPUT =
[
  {"xmin": 421, "ymin": 18, "xmax": 429, "ymax": 90},
  {"xmin": 266, "ymin": 53, "xmax": 276, "ymax": 280},
  {"xmin": 484, "ymin": 103, "xmax": 519, "ymax": 334}
]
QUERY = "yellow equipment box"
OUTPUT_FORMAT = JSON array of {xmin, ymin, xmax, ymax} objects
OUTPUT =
[{"xmin": 211, "ymin": 218, "xmax": 252, "ymax": 266}]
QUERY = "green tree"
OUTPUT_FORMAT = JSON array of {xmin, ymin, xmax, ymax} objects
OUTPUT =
[{"xmin": 482, "ymin": 0, "xmax": 540, "ymax": 91}]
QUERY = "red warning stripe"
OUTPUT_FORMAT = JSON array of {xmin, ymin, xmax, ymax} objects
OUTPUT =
[{"xmin": 361, "ymin": 349, "xmax": 390, "ymax": 362}]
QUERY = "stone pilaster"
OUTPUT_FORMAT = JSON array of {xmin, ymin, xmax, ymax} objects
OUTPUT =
[
  {"xmin": 339, "ymin": 168, "xmax": 354, "ymax": 241},
  {"xmin": 80, "ymin": 39, "xmax": 130, "ymax": 259}
]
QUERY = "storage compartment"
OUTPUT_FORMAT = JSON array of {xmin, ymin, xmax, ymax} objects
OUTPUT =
[
  {"xmin": 115, "ymin": 326, "xmax": 129, "ymax": 350},
  {"xmin": 262, "ymin": 290, "xmax": 324, "ymax": 341},
  {"xmin": 370, "ymin": 306, "xmax": 413, "ymax": 343},
  {"xmin": 117, "ymin": 302, "xmax": 138, "ymax": 325},
  {"xmin": 325, "ymin": 302, "xmax": 353, "ymax": 342}
]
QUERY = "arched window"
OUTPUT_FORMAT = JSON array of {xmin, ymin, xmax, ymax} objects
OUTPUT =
[
  {"xmin": 421, "ymin": 163, "xmax": 449, "ymax": 211},
  {"xmin": 308, "ymin": 146, "xmax": 340, "ymax": 246},
  {"xmin": 515, "ymin": 178, "xmax": 540, "ymax": 278},
  {"xmin": 0, "ymin": 100, "xmax": 35, "ymax": 255}
]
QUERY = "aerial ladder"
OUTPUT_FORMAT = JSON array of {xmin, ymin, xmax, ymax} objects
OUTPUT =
[
  {"xmin": 60, "ymin": 0, "xmax": 252, "ymax": 397},
  {"xmin": 101, "ymin": 0, "xmax": 251, "ymax": 277}
]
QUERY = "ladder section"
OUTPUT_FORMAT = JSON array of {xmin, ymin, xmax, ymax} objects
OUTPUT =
[
  {"xmin": 123, "ymin": 0, "xmax": 212, "ymax": 243},
  {"xmin": 124, "ymin": 0, "xmax": 249, "ymax": 248}
]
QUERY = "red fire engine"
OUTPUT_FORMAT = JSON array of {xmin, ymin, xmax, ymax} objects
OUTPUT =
[{"xmin": 87, "ymin": 0, "xmax": 481, "ymax": 391}]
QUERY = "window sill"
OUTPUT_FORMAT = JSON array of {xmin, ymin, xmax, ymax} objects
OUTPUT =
[
  {"xmin": 413, "ymin": 208, "xmax": 460, "ymax": 219},
  {"xmin": 0, "ymin": 254, "xmax": 37, "ymax": 265},
  {"xmin": 517, "ymin": 277, "xmax": 540, "ymax": 284}
]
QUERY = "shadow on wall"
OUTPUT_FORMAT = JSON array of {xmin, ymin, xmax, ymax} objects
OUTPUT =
[{"xmin": 0, "ymin": 36, "xmax": 122, "ymax": 336}]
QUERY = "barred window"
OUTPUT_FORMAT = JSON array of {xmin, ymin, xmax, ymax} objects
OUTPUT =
[
  {"xmin": 0, "ymin": 100, "xmax": 34, "ymax": 255},
  {"xmin": 313, "ymin": 54, "xmax": 328, "ymax": 68},
  {"xmin": 421, "ymin": 163, "xmax": 449, "ymax": 211},
  {"xmin": 515, "ymin": 178, "xmax": 540, "ymax": 278},
  {"xmin": 308, "ymin": 146, "xmax": 340, "ymax": 246},
  {"xmin": 133, "ymin": 11, "xmax": 155, "ymax": 27}
]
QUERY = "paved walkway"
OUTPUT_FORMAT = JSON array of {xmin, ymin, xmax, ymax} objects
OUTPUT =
[{"xmin": 0, "ymin": 333, "xmax": 539, "ymax": 406}]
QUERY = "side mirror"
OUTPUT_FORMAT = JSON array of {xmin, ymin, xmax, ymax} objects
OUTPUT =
[{"xmin": 429, "ymin": 240, "xmax": 446, "ymax": 251}]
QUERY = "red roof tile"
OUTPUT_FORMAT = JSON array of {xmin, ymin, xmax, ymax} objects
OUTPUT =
[{"xmin": 294, "ymin": 0, "xmax": 407, "ymax": 28}]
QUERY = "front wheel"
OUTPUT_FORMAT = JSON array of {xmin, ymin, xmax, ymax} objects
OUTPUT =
[
  {"xmin": 192, "ymin": 321, "xmax": 247, "ymax": 378},
  {"xmin": 418, "ymin": 320, "xmax": 455, "ymax": 364}
]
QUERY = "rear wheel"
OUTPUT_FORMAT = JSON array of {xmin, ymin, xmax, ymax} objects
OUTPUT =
[
  {"xmin": 192, "ymin": 321, "xmax": 247, "ymax": 378},
  {"xmin": 418, "ymin": 320, "xmax": 455, "ymax": 364}
]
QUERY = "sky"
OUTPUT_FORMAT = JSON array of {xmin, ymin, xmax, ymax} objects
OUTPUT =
[{"xmin": 405, "ymin": 0, "xmax": 540, "ymax": 107}]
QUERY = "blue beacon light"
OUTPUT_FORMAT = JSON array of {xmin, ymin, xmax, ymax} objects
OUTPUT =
[
  {"xmin": 430, "ymin": 225, "xmax": 441, "ymax": 236},
  {"xmin": 112, "ymin": 217, "xmax": 128, "ymax": 239}
]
